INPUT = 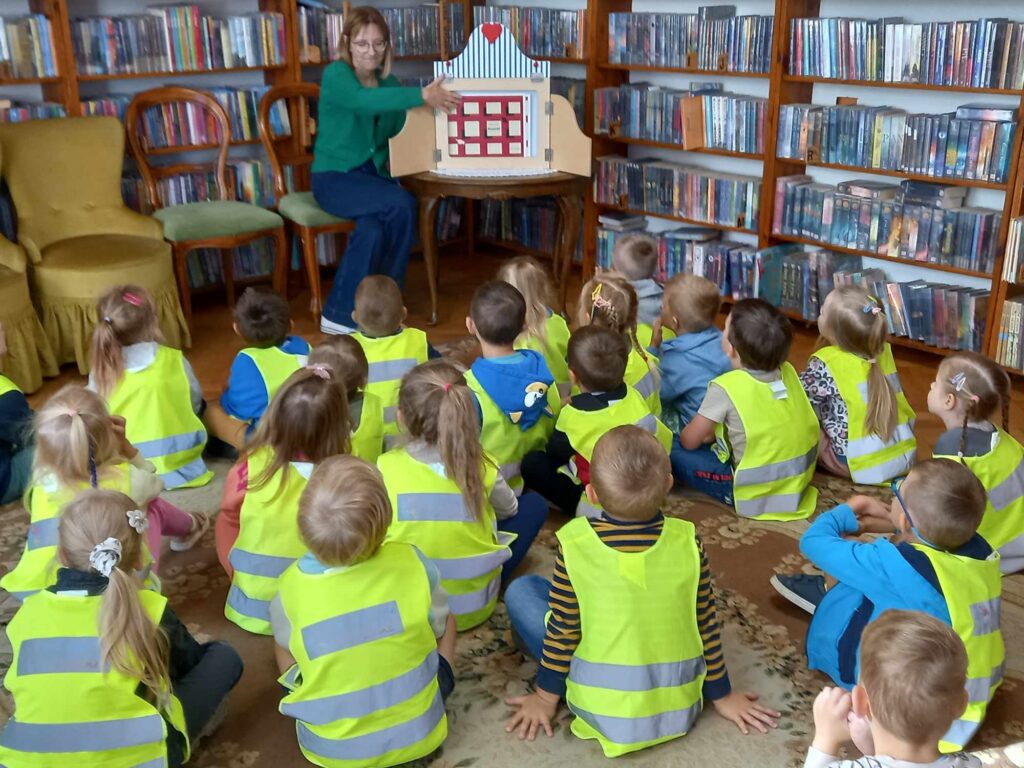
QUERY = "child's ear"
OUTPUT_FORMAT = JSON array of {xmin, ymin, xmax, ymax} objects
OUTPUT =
[
  {"xmin": 851, "ymin": 683, "xmax": 871, "ymax": 718},
  {"xmin": 401, "ymin": 306, "xmax": 408, "ymax": 325},
  {"xmin": 584, "ymin": 483, "xmax": 600, "ymax": 506},
  {"xmin": 466, "ymin": 316, "xmax": 476, "ymax": 336},
  {"xmin": 568, "ymin": 369, "xmax": 579, "ymax": 388},
  {"xmin": 232, "ymin": 322, "xmax": 242, "ymax": 338},
  {"xmin": 663, "ymin": 472, "xmax": 674, "ymax": 495},
  {"xmin": 289, "ymin": 319, "xmax": 295, "ymax": 333},
  {"xmin": 944, "ymin": 392, "xmax": 958, "ymax": 411}
]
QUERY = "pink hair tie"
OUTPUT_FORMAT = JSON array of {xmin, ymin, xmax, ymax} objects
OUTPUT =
[
  {"xmin": 307, "ymin": 364, "xmax": 332, "ymax": 380},
  {"xmin": 443, "ymin": 382, "xmax": 452, "ymax": 392},
  {"xmin": 122, "ymin": 292, "xmax": 144, "ymax": 307},
  {"xmin": 63, "ymin": 408, "xmax": 78, "ymax": 418}
]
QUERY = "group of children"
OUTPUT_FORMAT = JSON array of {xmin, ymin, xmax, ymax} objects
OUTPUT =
[{"xmin": 0, "ymin": 234, "xmax": 1020, "ymax": 767}]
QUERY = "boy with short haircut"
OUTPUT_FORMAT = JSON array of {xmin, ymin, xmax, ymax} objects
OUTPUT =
[
  {"xmin": 205, "ymin": 287, "xmax": 309, "ymax": 450},
  {"xmin": 505, "ymin": 426, "xmax": 780, "ymax": 756},
  {"xmin": 680, "ymin": 298, "xmax": 819, "ymax": 521},
  {"xmin": 521, "ymin": 325, "xmax": 671, "ymax": 516},
  {"xmin": 658, "ymin": 273, "xmax": 734, "ymax": 505},
  {"xmin": 780, "ymin": 459, "xmax": 1003, "ymax": 753},
  {"xmin": 350, "ymin": 275, "xmax": 439, "ymax": 445},
  {"xmin": 611, "ymin": 233, "xmax": 662, "ymax": 328},
  {"xmin": 464, "ymin": 280, "xmax": 560, "ymax": 495},
  {"xmin": 807, "ymin": 610, "xmax": 981, "ymax": 767}
]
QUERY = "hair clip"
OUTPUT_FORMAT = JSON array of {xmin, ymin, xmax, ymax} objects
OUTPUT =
[
  {"xmin": 122, "ymin": 292, "xmax": 144, "ymax": 307},
  {"xmin": 969, "ymin": 394, "xmax": 980, "ymax": 403},
  {"xmin": 950, "ymin": 371, "xmax": 968, "ymax": 392},
  {"xmin": 126, "ymin": 508, "xmax": 149, "ymax": 535},
  {"xmin": 866, "ymin": 357, "xmax": 877, "ymax": 364},
  {"xmin": 89, "ymin": 537, "xmax": 122, "ymax": 578},
  {"xmin": 442, "ymin": 382, "xmax": 452, "ymax": 392},
  {"xmin": 102, "ymin": 315, "xmax": 113, "ymax": 324},
  {"xmin": 862, "ymin": 296, "xmax": 882, "ymax": 315},
  {"xmin": 307, "ymin": 364, "xmax": 332, "ymax": 380}
]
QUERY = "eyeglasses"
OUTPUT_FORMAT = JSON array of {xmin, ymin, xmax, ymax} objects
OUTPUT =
[
  {"xmin": 352, "ymin": 40, "xmax": 388, "ymax": 52},
  {"xmin": 891, "ymin": 476, "xmax": 938, "ymax": 548}
]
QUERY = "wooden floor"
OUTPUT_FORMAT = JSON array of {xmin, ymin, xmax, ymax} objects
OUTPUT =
[{"xmin": 27, "ymin": 249, "xmax": 1023, "ymax": 456}]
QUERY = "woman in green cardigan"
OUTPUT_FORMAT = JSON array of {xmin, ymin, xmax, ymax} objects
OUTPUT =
[{"xmin": 312, "ymin": 6, "xmax": 459, "ymax": 334}]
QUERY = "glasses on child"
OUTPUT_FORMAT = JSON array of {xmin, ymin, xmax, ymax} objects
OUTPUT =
[
  {"xmin": 352, "ymin": 40, "xmax": 388, "ymax": 52},
  {"xmin": 891, "ymin": 476, "xmax": 938, "ymax": 549}
]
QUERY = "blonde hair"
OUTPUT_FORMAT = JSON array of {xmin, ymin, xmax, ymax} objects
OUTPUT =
[
  {"xmin": 611, "ymin": 233, "xmax": 659, "ymax": 281},
  {"xmin": 353, "ymin": 275, "xmax": 404, "ymax": 336},
  {"xmin": 497, "ymin": 256, "xmax": 557, "ymax": 344},
  {"xmin": 245, "ymin": 366, "xmax": 351, "ymax": 496},
  {"xmin": 308, "ymin": 336, "xmax": 369, "ymax": 400},
  {"xmin": 33, "ymin": 386, "xmax": 126, "ymax": 491},
  {"xmin": 59, "ymin": 489, "xmax": 171, "ymax": 705},
  {"xmin": 859, "ymin": 609, "xmax": 968, "ymax": 745},
  {"xmin": 819, "ymin": 285, "xmax": 897, "ymax": 442},
  {"xmin": 299, "ymin": 455, "xmax": 392, "ymax": 566},
  {"xmin": 398, "ymin": 360, "xmax": 488, "ymax": 518},
  {"xmin": 90, "ymin": 285, "xmax": 164, "ymax": 398},
  {"xmin": 936, "ymin": 351, "xmax": 1012, "ymax": 460},
  {"xmin": 590, "ymin": 425, "xmax": 669, "ymax": 520},
  {"xmin": 664, "ymin": 273, "xmax": 721, "ymax": 333},
  {"xmin": 901, "ymin": 458, "xmax": 986, "ymax": 550},
  {"xmin": 339, "ymin": 7, "xmax": 393, "ymax": 80}
]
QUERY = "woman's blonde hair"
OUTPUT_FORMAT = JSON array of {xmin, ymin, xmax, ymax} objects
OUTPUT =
[
  {"xmin": 398, "ymin": 360, "xmax": 488, "ymax": 518},
  {"xmin": 59, "ymin": 489, "xmax": 170, "ymax": 705},
  {"xmin": 496, "ymin": 256, "xmax": 557, "ymax": 345},
  {"xmin": 299, "ymin": 455, "xmax": 392, "ymax": 566},
  {"xmin": 576, "ymin": 272, "xmax": 659, "ymax": 391},
  {"xmin": 308, "ymin": 336, "xmax": 369, "ymax": 400},
  {"xmin": 245, "ymin": 365, "xmax": 350, "ymax": 496},
  {"xmin": 33, "ymin": 386, "xmax": 126, "ymax": 491},
  {"xmin": 818, "ymin": 285, "xmax": 897, "ymax": 441},
  {"xmin": 339, "ymin": 6, "xmax": 393, "ymax": 78},
  {"xmin": 936, "ymin": 351, "xmax": 1012, "ymax": 460},
  {"xmin": 91, "ymin": 285, "xmax": 164, "ymax": 398}
]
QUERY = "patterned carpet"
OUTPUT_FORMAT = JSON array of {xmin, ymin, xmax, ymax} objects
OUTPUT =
[{"xmin": 1, "ymin": 464, "xmax": 1023, "ymax": 767}]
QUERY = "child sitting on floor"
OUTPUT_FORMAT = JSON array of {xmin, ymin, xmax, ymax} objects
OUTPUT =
[
  {"xmin": 271, "ymin": 455, "xmax": 455, "ymax": 768},
  {"xmin": 807, "ymin": 610, "xmax": 981, "ymax": 768},
  {"xmin": 681, "ymin": 298, "xmax": 819, "ymax": 521},
  {"xmin": 610, "ymin": 232, "xmax": 663, "ymax": 332},
  {"xmin": 930, "ymin": 351, "xmax": 1023, "ymax": 573},
  {"xmin": 0, "ymin": 368, "xmax": 33, "ymax": 506},
  {"xmin": 505, "ymin": 425, "xmax": 780, "ymax": 756}
]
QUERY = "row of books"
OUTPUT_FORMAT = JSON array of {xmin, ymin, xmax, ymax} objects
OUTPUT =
[
  {"xmin": 995, "ymin": 295, "xmax": 1024, "ymax": 370},
  {"xmin": 1001, "ymin": 216, "xmax": 1024, "ymax": 283},
  {"xmin": 595, "ymin": 155, "xmax": 761, "ymax": 230},
  {"xmin": 777, "ymin": 102, "xmax": 1017, "ymax": 184},
  {"xmin": 0, "ymin": 99, "xmax": 64, "ymax": 122},
  {"xmin": 70, "ymin": 7, "xmax": 286, "ymax": 76},
  {"xmin": 379, "ymin": 6, "xmax": 442, "ymax": 58},
  {"xmin": 473, "ymin": 5, "xmax": 586, "ymax": 60},
  {"xmin": 773, "ymin": 175, "xmax": 1001, "ymax": 274},
  {"xmin": 553, "ymin": 76, "xmax": 585, "ymax": 128},
  {"xmin": 296, "ymin": 0, "xmax": 344, "ymax": 64},
  {"xmin": 789, "ymin": 17, "xmax": 1024, "ymax": 90},
  {"xmin": 0, "ymin": 15, "xmax": 57, "ymax": 79},
  {"xmin": 478, "ymin": 198, "xmax": 582, "ymax": 262}
]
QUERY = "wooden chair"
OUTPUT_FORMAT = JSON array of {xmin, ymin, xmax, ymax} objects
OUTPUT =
[
  {"xmin": 125, "ymin": 86, "xmax": 288, "ymax": 324},
  {"xmin": 258, "ymin": 82, "xmax": 355, "ymax": 319}
]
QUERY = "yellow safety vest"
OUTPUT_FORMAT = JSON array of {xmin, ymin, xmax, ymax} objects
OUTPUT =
[
  {"xmin": 0, "ymin": 374, "xmax": 17, "ymax": 396},
  {"xmin": 379, "ymin": 448, "xmax": 511, "ymax": 631},
  {"xmin": 352, "ymin": 329, "xmax": 429, "ymax": 447},
  {"xmin": 559, "ymin": 516, "xmax": 706, "ymax": 757},
  {"xmin": 811, "ymin": 344, "xmax": 916, "ymax": 485},
  {"xmin": 518, "ymin": 312, "xmax": 571, "ymax": 398},
  {"xmin": 635, "ymin": 322, "xmax": 676, "ymax": 350},
  {"xmin": 935, "ymin": 429, "xmax": 1024, "ymax": 559},
  {"xmin": 224, "ymin": 447, "xmax": 310, "ymax": 635},
  {"xmin": 276, "ymin": 542, "xmax": 446, "ymax": 767},
  {"xmin": 0, "ymin": 588, "xmax": 189, "ymax": 767},
  {"xmin": 238, "ymin": 344, "xmax": 309, "ymax": 408},
  {"xmin": 465, "ymin": 368, "xmax": 560, "ymax": 495},
  {"xmin": 350, "ymin": 390, "xmax": 385, "ymax": 464},
  {"xmin": 106, "ymin": 345, "xmax": 213, "ymax": 490},
  {"xmin": 913, "ymin": 544, "xmax": 1003, "ymax": 752},
  {"xmin": 625, "ymin": 347, "xmax": 661, "ymax": 416},
  {"xmin": 712, "ymin": 363, "xmax": 819, "ymax": 521}
]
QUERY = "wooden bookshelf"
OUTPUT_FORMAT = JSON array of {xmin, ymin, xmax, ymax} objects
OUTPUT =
[
  {"xmin": 600, "ymin": 62, "xmax": 770, "ymax": 79},
  {"xmin": 76, "ymin": 65, "xmax": 289, "ymax": 82},
  {"xmin": 774, "ymin": 159, "xmax": 1009, "ymax": 191},
  {"xmin": 782, "ymin": 74, "xmax": 1023, "ymax": 97},
  {"xmin": 595, "ymin": 201, "xmax": 757, "ymax": 235},
  {"xmin": 605, "ymin": 134, "xmax": 764, "ymax": 160}
]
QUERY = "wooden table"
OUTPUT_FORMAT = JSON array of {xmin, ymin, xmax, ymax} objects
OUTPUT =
[{"xmin": 403, "ymin": 171, "xmax": 590, "ymax": 325}]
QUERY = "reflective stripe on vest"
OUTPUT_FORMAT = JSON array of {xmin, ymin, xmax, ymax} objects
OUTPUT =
[
  {"xmin": 133, "ymin": 430, "xmax": 207, "ymax": 460},
  {"xmin": 734, "ymin": 446, "xmax": 817, "ymax": 488},
  {"xmin": 226, "ymin": 584, "xmax": 272, "ymax": 623},
  {"xmin": 969, "ymin": 597, "xmax": 1001, "ymax": 635},
  {"xmin": 303, "ymin": 601, "xmax": 403, "ymax": 659},
  {"xmin": 397, "ymin": 493, "xmax": 476, "ymax": 522},
  {"xmin": 625, "ymin": 348, "xmax": 660, "ymax": 416},
  {"xmin": 569, "ymin": 657, "xmax": 705, "ymax": 691},
  {"xmin": 367, "ymin": 358, "xmax": 418, "ymax": 383},
  {"xmin": 447, "ymin": 574, "xmax": 501, "ymax": 616},
  {"xmin": 26, "ymin": 518, "xmax": 59, "ymax": 550},
  {"xmin": 988, "ymin": 456, "xmax": 1024, "ymax": 511},
  {"xmin": 158, "ymin": 455, "xmax": 211, "ymax": 489},
  {"xmin": 229, "ymin": 549, "xmax": 297, "ymax": 578},
  {"xmin": 17, "ymin": 637, "xmax": 105, "ymax": 675},
  {"xmin": 383, "ymin": 405, "xmax": 399, "ymax": 424},
  {"xmin": 569, "ymin": 701, "xmax": 702, "ymax": 748},
  {"xmin": 856, "ymin": 372, "xmax": 904, "ymax": 399},
  {"xmin": 0, "ymin": 715, "xmax": 166, "ymax": 752},
  {"xmin": 964, "ymin": 661, "xmax": 1004, "ymax": 704}
]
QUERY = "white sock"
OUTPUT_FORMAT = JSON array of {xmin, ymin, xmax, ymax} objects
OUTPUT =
[{"xmin": 320, "ymin": 316, "xmax": 356, "ymax": 336}]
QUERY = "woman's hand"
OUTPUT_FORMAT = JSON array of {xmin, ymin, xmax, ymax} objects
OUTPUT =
[{"xmin": 421, "ymin": 75, "xmax": 461, "ymax": 112}]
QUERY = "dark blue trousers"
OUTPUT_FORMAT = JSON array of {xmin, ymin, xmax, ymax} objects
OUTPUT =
[{"xmin": 312, "ymin": 161, "xmax": 417, "ymax": 326}]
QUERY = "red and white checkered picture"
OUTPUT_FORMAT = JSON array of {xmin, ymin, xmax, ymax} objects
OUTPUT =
[{"xmin": 447, "ymin": 94, "xmax": 529, "ymax": 158}]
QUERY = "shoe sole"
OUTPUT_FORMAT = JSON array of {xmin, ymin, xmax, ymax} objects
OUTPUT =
[{"xmin": 769, "ymin": 574, "xmax": 818, "ymax": 615}]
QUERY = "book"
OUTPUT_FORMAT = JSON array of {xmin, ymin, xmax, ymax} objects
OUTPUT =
[{"xmin": 474, "ymin": 5, "xmax": 586, "ymax": 59}]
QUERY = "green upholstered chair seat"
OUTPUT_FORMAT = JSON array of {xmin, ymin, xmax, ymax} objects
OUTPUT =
[
  {"xmin": 35, "ymin": 235, "xmax": 173, "ymax": 298},
  {"xmin": 154, "ymin": 200, "xmax": 284, "ymax": 242},
  {"xmin": 278, "ymin": 191, "xmax": 351, "ymax": 228}
]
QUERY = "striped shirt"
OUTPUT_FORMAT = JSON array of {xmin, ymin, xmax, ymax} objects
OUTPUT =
[{"xmin": 535, "ymin": 512, "xmax": 732, "ymax": 700}]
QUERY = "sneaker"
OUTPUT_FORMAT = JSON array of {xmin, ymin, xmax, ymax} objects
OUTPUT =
[
  {"xmin": 320, "ymin": 316, "xmax": 356, "ymax": 335},
  {"xmin": 770, "ymin": 573, "xmax": 826, "ymax": 615},
  {"xmin": 189, "ymin": 696, "xmax": 229, "ymax": 755},
  {"xmin": 170, "ymin": 511, "xmax": 211, "ymax": 552}
]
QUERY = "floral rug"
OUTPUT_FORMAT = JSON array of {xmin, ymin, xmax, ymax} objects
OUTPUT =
[{"xmin": 1, "ymin": 465, "xmax": 1022, "ymax": 768}]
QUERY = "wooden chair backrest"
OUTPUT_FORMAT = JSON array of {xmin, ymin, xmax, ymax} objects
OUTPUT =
[{"xmin": 258, "ymin": 82, "xmax": 321, "ymax": 202}]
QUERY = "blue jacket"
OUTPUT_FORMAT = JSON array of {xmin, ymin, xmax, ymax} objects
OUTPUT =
[
  {"xmin": 221, "ymin": 335, "xmax": 311, "ymax": 429},
  {"xmin": 803, "ymin": 504, "xmax": 993, "ymax": 687},
  {"xmin": 632, "ymin": 278, "xmax": 664, "ymax": 327},
  {"xmin": 0, "ymin": 387, "xmax": 33, "ymax": 496},
  {"xmin": 470, "ymin": 350, "xmax": 555, "ymax": 431},
  {"xmin": 658, "ymin": 327, "xmax": 732, "ymax": 433}
]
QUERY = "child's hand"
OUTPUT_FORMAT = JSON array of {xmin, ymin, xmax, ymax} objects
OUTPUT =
[
  {"xmin": 847, "ymin": 709, "xmax": 875, "ymax": 756},
  {"xmin": 505, "ymin": 689, "xmax": 559, "ymax": 741},
  {"xmin": 711, "ymin": 691, "xmax": 780, "ymax": 735},
  {"xmin": 650, "ymin": 317, "xmax": 664, "ymax": 348},
  {"xmin": 811, "ymin": 686, "xmax": 853, "ymax": 755},
  {"xmin": 110, "ymin": 415, "xmax": 139, "ymax": 459},
  {"xmin": 848, "ymin": 495, "xmax": 894, "ymax": 535}
]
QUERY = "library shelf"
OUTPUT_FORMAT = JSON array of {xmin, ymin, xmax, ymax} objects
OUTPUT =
[
  {"xmin": 603, "ymin": 134, "xmax": 763, "ymax": 159},
  {"xmin": 770, "ymin": 233, "xmax": 994, "ymax": 280},
  {"xmin": 146, "ymin": 138, "xmax": 263, "ymax": 155},
  {"xmin": 775, "ymin": 158, "xmax": 1008, "ymax": 191},
  {"xmin": 535, "ymin": 55, "xmax": 587, "ymax": 65},
  {"xmin": 0, "ymin": 76, "xmax": 62, "ymax": 86},
  {"xmin": 77, "ymin": 65, "xmax": 288, "ymax": 82},
  {"xmin": 595, "ymin": 201, "xmax": 757, "ymax": 235},
  {"xmin": 781, "ymin": 74, "xmax": 1024, "ymax": 97},
  {"xmin": 600, "ymin": 62, "xmax": 770, "ymax": 79},
  {"xmin": 888, "ymin": 334, "xmax": 973, "ymax": 357}
]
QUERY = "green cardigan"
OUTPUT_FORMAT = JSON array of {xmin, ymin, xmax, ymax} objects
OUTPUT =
[{"xmin": 312, "ymin": 62, "xmax": 425, "ymax": 177}]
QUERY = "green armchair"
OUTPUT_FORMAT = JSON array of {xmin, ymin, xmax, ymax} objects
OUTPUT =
[{"xmin": 0, "ymin": 233, "xmax": 56, "ymax": 393}]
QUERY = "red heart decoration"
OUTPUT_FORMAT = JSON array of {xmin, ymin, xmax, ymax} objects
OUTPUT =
[{"xmin": 481, "ymin": 23, "xmax": 502, "ymax": 43}]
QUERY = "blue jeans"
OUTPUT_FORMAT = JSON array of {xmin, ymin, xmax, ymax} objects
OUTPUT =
[
  {"xmin": 669, "ymin": 439, "xmax": 734, "ymax": 506},
  {"xmin": 312, "ymin": 161, "xmax": 416, "ymax": 326},
  {"xmin": 497, "ymin": 491, "xmax": 548, "ymax": 583},
  {"xmin": 0, "ymin": 445, "xmax": 33, "ymax": 505},
  {"xmin": 504, "ymin": 574, "xmax": 551, "ymax": 661}
]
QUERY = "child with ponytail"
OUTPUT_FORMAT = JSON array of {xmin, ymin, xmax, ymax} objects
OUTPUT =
[
  {"xmin": 497, "ymin": 256, "xmax": 571, "ymax": 398},
  {"xmin": 379, "ymin": 360, "xmax": 546, "ymax": 630},
  {"xmin": 217, "ymin": 364, "xmax": 351, "ymax": 634},
  {"xmin": 575, "ymin": 272, "xmax": 661, "ymax": 415},
  {"xmin": 801, "ymin": 285, "xmax": 917, "ymax": 485},
  {"xmin": 0, "ymin": 489, "xmax": 242, "ymax": 768},
  {"xmin": 0, "ymin": 386, "xmax": 207, "ymax": 600},
  {"xmin": 90, "ymin": 285, "xmax": 212, "ymax": 489},
  {"xmin": 930, "ymin": 351, "xmax": 1023, "ymax": 573}
]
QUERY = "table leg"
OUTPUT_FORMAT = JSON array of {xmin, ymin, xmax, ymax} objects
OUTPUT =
[
  {"xmin": 418, "ymin": 194, "xmax": 442, "ymax": 326},
  {"xmin": 555, "ymin": 194, "xmax": 584, "ymax": 312}
]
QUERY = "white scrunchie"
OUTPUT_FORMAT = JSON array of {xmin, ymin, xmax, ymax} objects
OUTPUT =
[
  {"xmin": 126, "ymin": 508, "xmax": 149, "ymax": 535},
  {"xmin": 89, "ymin": 537, "xmax": 122, "ymax": 578}
]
